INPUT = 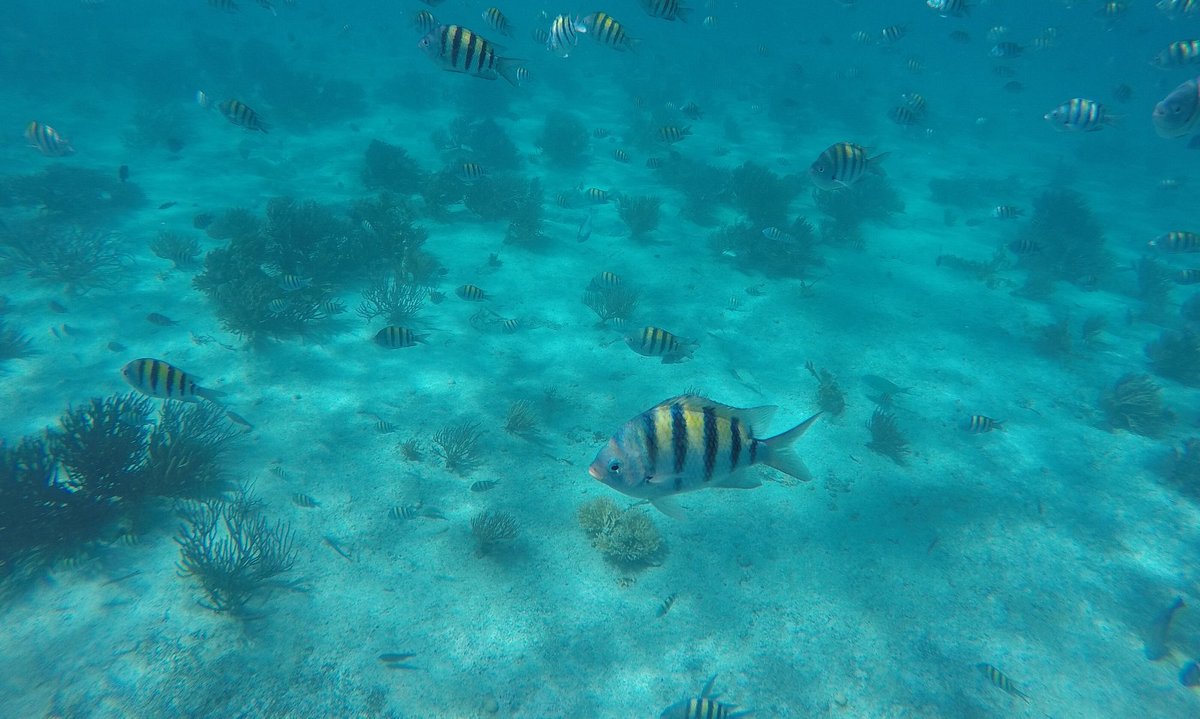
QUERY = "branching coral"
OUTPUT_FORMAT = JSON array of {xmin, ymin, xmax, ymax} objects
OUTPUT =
[
  {"xmin": 813, "ymin": 174, "xmax": 904, "ymax": 229},
  {"xmin": 578, "ymin": 498, "xmax": 665, "ymax": 566},
  {"xmin": 583, "ymin": 284, "xmax": 640, "ymax": 325},
  {"xmin": 1146, "ymin": 329, "xmax": 1200, "ymax": 387},
  {"xmin": 536, "ymin": 111, "xmax": 590, "ymax": 169},
  {"xmin": 261, "ymin": 197, "xmax": 360, "ymax": 284},
  {"xmin": 713, "ymin": 218, "xmax": 820, "ymax": 278},
  {"xmin": 1, "ymin": 223, "xmax": 130, "ymax": 294},
  {"xmin": 866, "ymin": 407, "xmax": 909, "ymax": 466},
  {"xmin": 175, "ymin": 495, "xmax": 297, "ymax": 614},
  {"xmin": 657, "ymin": 157, "xmax": 730, "ymax": 227},
  {"xmin": 203, "ymin": 207, "xmax": 261, "ymax": 243},
  {"xmin": 49, "ymin": 393, "xmax": 154, "ymax": 503},
  {"xmin": 144, "ymin": 401, "xmax": 241, "ymax": 499},
  {"xmin": 729, "ymin": 162, "xmax": 800, "ymax": 228},
  {"xmin": 441, "ymin": 116, "xmax": 521, "ymax": 172},
  {"xmin": 1, "ymin": 165, "xmax": 145, "ymax": 220},
  {"xmin": 356, "ymin": 272, "xmax": 426, "ymax": 324},
  {"xmin": 805, "ymin": 361, "xmax": 845, "ymax": 416},
  {"xmin": 0, "ymin": 320, "xmax": 36, "ymax": 363},
  {"xmin": 618, "ymin": 195, "xmax": 662, "ymax": 240},
  {"xmin": 361, "ymin": 139, "xmax": 427, "ymax": 195},
  {"xmin": 504, "ymin": 401, "xmax": 537, "ymax": 436},
  {"xmin": 1012, "ymin": 189, "xmax": 1112, "ymax": 290},
  {"xmin": 432, "ymin": 421, "xmax": 484, "ymax": 475},
  {"xmin": 1100, "ymin": 374, "xmax": 1174, "ymax": 437},
  {"xmin": 150, "ymin": 230, "xmax": 201, "ymax": 270},
  {"xmin": 470, "ymin": 510, "xmax": 519, "ymax": 557},
  {"xmin": 503, "ymin": 178, "xmax": 548, "ymax": 247}
]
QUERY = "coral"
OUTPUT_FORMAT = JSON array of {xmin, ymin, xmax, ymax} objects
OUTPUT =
[
  {"xmin": 144, "ymin": 401, "xmax": 241, "ymax": 499},
  {"xmin": 361, "ymin": 139, "xmax": 427, "ymax": 195},
  {"xmin": 729, "ymin": 162, "xmax": 800, "ymax": 228},
  {"xmin": 1, "ymin": 222, "xmax": 130, "ymax": 294},
  {"xmin": 503, "ymin": 179, "xmax": 547, "ymax": 248},
  {"xmin": 1146, "ymin": 329, "xmax": 1200, "ymax": 387},
  {"xmin": 658, "ymin": 157, "xmax": 730, "ymax": 227},
  {"xmin": 536, "ymin": 111, "xmax": 590, "ymax": 169},
  {"xmin": 813, "ymin": 174, "xmax": 904, "ymax": 228},
  {"xmin": 175, "ymin": 495, "xmax": 298, "ymax": 614},
  {"xmin": 805, "ymin": 361, "xmax": 846, "ymax": 416},
  {"xmin": 714, "ymin": 218, "xmax": 820, "ymax": 278},
  {"xmin": 618, "ymin": 195, "xmax": 662, "ymax": 239},
  {"xmin": 504, "ymin": 401, "xmax": 537, "ymax": 436},
  {"xmin": 1034, "ymin": 318, "xmax": 1072, "ymax": 359},
  {"xmin": 1012, "ymin": 189, "xmax": 1112, "ymax": 290},
  {"xmin": 579, "ymin": 500, "xmax": 665, "ymax": 567},
  {"xmin": 432, "ymin": 421, "xmax": 484, "ymax": 475},
  {"xmin": 1100, "ymin": 374, "xmax": 1174, "ymax": 438},
  {"xmin": 935, "ymin": 250, "xmax": 1012, "ymax": 289},
  {"xmin": 351, "ymin": 194, "xmax": 437, "ymax": 280},
  {"xmin": 470, "ymin": 510, "xmax": 519, "ymax": 557},
  {"xmin": 150, "ymin": 230, "xmax": 201, "ymax": 269},
  {"xmin": 1135, "ymin": 257, "xmax": 1174, "ymax": 322},
  {"xmin": 583, "ymin": 284, "xmax": 640, "ymax": 325},
  {"xmin": 122, "ymin": 103, "xmax": 193, "ymax": 153},
  {"xmin": 1081, "ymin": 314, "xmax": 1107, "ymax": 348},
  {"xmin": 463, "ymin": 174, "xmax": 536, "ymax": 222},
  {"xmin": 204, "ymin": 208, "xmax": 261, "ymax": 243},
  {"xmin": 1168, "ymin": 438, "xmax": 1200, "ymax": 497},
  {"xmin": 0, "ymin": 320, "xmax": 35, "ymax": 363},
  {"xmin": 866, "ymin": 407, "xmax": 909, "ymax": 466},
  {"xmin": 418, "ymin": 170, "xmax": 467, "ymax": 221},
  {"xmin": 0, "ymin": 165, "xmax": 145, "ymax": 220},
  {"xmin": 193, "ymin": 246, "xmax": 329, "ymax": 343},
  {"xmin": 49, "ymin": 393, "xmax": 154, "ymax": 503},
  {"xmin": 440, "ymin": 116, "xmax": 521, "ymax": 172},
  {"xmin": 356, "ymin": 272, "xmax": 426, "ymax": 324},
  {"xmin": 261, "ymin": 197, "xmax": 359, "ymax": 284}
]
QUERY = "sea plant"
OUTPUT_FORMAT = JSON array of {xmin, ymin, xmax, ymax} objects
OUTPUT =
[
  {"xmin": 144, "ymin": 401, "xmax": 241, "ymax": 499},
  {"xmin": 1099, "ymin": 373, "xmax": 1174, "ymax": 438},
  {"xmin": 0, "ymin": 321, "xmax": 35, "ymax": 363},
  {"xmin": 432, "ymin": 421, "xmax": 484, "ymax": 475},
  {"xmin": 470, "ymin": 510, "xmax": 519, "ymax": 557},
  {"xmin": 2, "ymin": 165, "xmax": 145, "ymax": 220},
  {"xmin": 1012, "ymin": 189, "xmax": 1112, "ymax": 291},
  {"xmin": 657, "ymin": 157, "xmax": 730, "ymax": 227},
  {"xmin": 356, "ymin": 272, "xmax": 426, "ymax": 324},
  {"xmin": 49, "ymin": 393, "xmax": 154, "ymax": 503},
  {"xmin": 536, "ymin": 110, "xmax": 590, "ymax": 169},
  {"xmin": 866, "ymin": 407, "xmax": 909, "ymax": 466},
  {"xmin": 714, "ymin": 217, "xmax": 820, "ymax": 278},
  {"xmin": 1, "ymin": 222, "xmax": 130, "ymax": 294},
  {"xmin": 504, "ymin": 400, "xmax": 537, "ymax": 437},
  {"xmin": 203, "ymin": 207, "xmax": 261, "ymax": 243},
  {"xmin": 150, "ymin": 230, "xmax": 201, "ymax": 269},
  {"xmin": 361, "ymin": 139, "xmax": 427, "ymax": 195},
  {"xmin": 935, "ymin": 250, "xmax": 1011, "ymax": 289},
  {"xmin": 583, "ymin": 284, "xmax": 640, "ymax": 325},
  {"xmin": 618, "ymin": 195, "xmax": 662, "ymax": 240},
  {"xmin": 578, "ymin": 498, "xmax": 665, "ymax": 567},
  {"xmin": 503, "ymin": 178, "xmax": 548, "ymax": 247},
  {"xmin": 1146, "ymin": 329, "xmax": 1200, "ymax": 387},
  {"xmin": 805, "ymin": 361, "xmax": 846, "ymax": 416},
  {"xmin": 175, "ymin": 495, "xmax": 298, "ymax": 614},
  {"xmin": 813, "ymin": 174, "xmax": 904, "ymax": 229},
  {"xmin": 729, "ymin": 161, "xmax": 800, "ymax": 228}
]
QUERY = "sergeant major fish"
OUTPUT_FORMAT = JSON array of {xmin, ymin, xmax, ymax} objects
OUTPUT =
[
  {"xmin": 547, "ymin": 14, "xmax": 587, "ymax": 58},
  {"xmin": 25, "ymin": 121, "xmax": 75, "ymax": 157},
  {"xmin": 121, "ymin": 358, "xmax": 225, "ymax": 403},
  {"xmin": 659, "ymin": 676, "xmax": 750, "ymax": 719},
  {"xmin": 589, "ymin": 395, "xmax": 820, "ymax": 517},
  {"xmin": 1044, "ymin": 98, "xmax": 1114, "ymax": 132},
  {"xmin": 419, "ymin": 24, "xmax": 523, "ymax": 85},
  {"xmin": 809, "ymin": 142, "xmax": 888, "ymax": 190}
]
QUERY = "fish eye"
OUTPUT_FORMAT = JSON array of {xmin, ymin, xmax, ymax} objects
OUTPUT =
[{"xmin": 609, "ymin": 460, "xmax": 621, "ymax": 473}]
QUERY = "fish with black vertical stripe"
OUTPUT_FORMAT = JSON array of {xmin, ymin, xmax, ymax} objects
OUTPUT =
[
  {"xmin": 120, "ymin": 358, "xmax": 225, "ymax": 403},
  {"xmin": 419, "ymin": 24, "xmax": 523, "ymax": 85},
  {"xmin": 589, "ymin": 395, "xmax": 820, "ymax": 517}
]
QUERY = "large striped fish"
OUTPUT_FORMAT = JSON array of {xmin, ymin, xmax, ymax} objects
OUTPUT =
[
  {"xmin": 809, "ymin": 141, "xmax": 888, "ymax": 190},
  {"xmin": 418, "ymin": 24, "xmax": 523, "ymax": 85},
  {"xmin": 121, "ymin": 358, "xmax": 224, "ymax": 403},
  {"xmin": 589, "ymin": 395, "xmax": 819, "ymax": 517}
]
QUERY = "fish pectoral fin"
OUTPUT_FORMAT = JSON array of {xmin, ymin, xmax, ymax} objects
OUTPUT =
[
  {"xmin": 650, "ymin": 497, "xmax": 687, "ymax": 520},
  {"xmin": 717, "ymin": 474, "xmax": 762, "ymax": 490}
]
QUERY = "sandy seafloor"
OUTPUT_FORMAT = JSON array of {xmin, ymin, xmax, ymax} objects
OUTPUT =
[{"xmin": 3, "ymin": 9, "xmax": 1200, "ymax": 719}]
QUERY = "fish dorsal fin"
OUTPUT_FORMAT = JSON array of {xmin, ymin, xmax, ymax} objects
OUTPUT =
[{"xmin": 658, "ymin": 395, "xmax": 778, "ymax": 435}]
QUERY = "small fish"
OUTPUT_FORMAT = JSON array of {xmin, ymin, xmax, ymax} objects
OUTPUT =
[
  {"xmin": 419, "ymin": 24, "xmax": 522, "ymax": 84},
  {"xmin": 927, "ymin": 0, "xmax": 969, "ymax": 18},
  {"xmin": 25, "ymin": 121, "xmax": 75, "ymax": 157},
  {"xmin": 761, "ymin": 227, "xmax": 795, "ymax": 243},
  {"xmin": 1153, "ymin": 40, "xmax": 1200, "ymax": 68},
  {"xmin": 1149, "ymin": 231, "xmax": 1200, "ymax": 252},
  {"xmin": 1144, "ymin": 596, "xmax": 1186, "ymax": 660},
  {"xmin": 456, "ymin": 284, "xmax": 488, "ymax": 301},
  {"xmin": 107, "ymin": 341, "xmax": 126, "ymax": 352},
  {"xmin": 501, "ymin": 318, "xmax": 521, "ymax": 333},
  {"xmin": 378, "ymin": 653, "xmax": 417, "ymax": 664},
  {"xmin": 1174, "ymin": 269, "xmax": 1200, "ymax": 284},
  {"xmin": 964, "ymin": 415, "xmax": 1003, "ymax": 433},
  {"xmin": 389, "ymin": 504, "xmax": 421, "ymax": 520},
  {"xmin": 375, "ymin": 419, "xmax": 397, "ymax": 434},
  {"xmin": 640, "ymin": 0, "xmax": 691, "ymax": 22},
  {"xmin": 645, "ymin": 157, "xmax": 664, "ymax": 169},
  {"xmin": 1045, "ymin": 98, "xmax": 1114, "ymax": 132},
  {"xmin": 593, "ymin": 128, "xmax": 611, "ymax": 138},
  {"xmin": 590, "ymin": 395, "xmax": 819, "ymax": 517},
  {"xmin": 481, "ymin": 7, "xmax": 512, "ymax": 36},
  {"xmin": 888, "ymin": 105, "xmax": 921, "ymax": 126},
  {"xmin": 146, "ymin": 312, "xmax": 178, "ymax": 326},
  {"xmin": 158, "ymin": 201, "xmax": 177, "ymax": 210},
  {"xmin": 217, "ymin": 99, "xmax": 271, "ymax": 132},
  {"xmin": 901, "ymin": 92, "xmax": 927, "ymax": 115},
  {"xmin": 279, "ymin": 274, "xmax": 312, "ymax": 291},
  {"xmin": 457, "ymin": 162, "xmax": 487, "ymax": 183},
  {"xmin": 547, "ymin": 14, "xmax": 587, "ymax": 58},
  {"xmin": 470, "ymin": 480, "xmax": 500, "ymax": 492},
  {"xmin": 702, "ymin": 15, "xmax": 717, "ymax": 28},
  {"xmin": 993, "ymin": 205, "xmax": 1022, "ymax": 219},
  {"xmin": 412, "ymin": 9, "xmax": 438, "ymax": 34},
  {"xmin": 323, "ymin": 535, "xmax": 354, "ymax": 561},
  {"xmin": 374, "ymin": 326, "xmax": 426, "ymax": 349},
  {"xmin": 316, "ymin": 298, "xmax": 346, "ymax": 316},
  {"xmin": 1007, "ymin": 238, "xmax": 1041, "ymax": 255},
  {"xmin": 291, "ymin": 493, "xmax": 319, "ymax": 508},
  {"xmin": 861, "ymin": 374, "xmax": 910, "ymax": 396},
  {"xmin": 585, "ymin": 187, "xmax": 611, "ymax": 204},
  {"xmin": 118, "ymin": 165, "xmax": 130, "ymax": 182},
  {"xmin": 612, "ymin": 148, "xmax": 630, "ymax": 163},
  {"xmin": 656, "ymin": 592, "xmax": 678, "ymax": 617},
  {"xmin": 1154, "ymin": 75, "xmax": 1200, "ymax": 138},
  {"xmin": 658, "ymin": 125, "xmax": 691, "ymax": 144},
  {"xmin": 880, "ymin": 24, "xmax": 907, "ymax": 42},
  {"xmin": 977, "ymin": 663, "xmax": 1029, "ymax": 702},
  {"xmin": 680, "ymin": 101, "xmax": 702, "ymax": 120},
  {"xmin": 121, "ymin": 358, "xmax": 224, "ymax": 403},
  {"xmin": 625, "ymin": 326, "xmax": 696, "ymax": 364},
  {"xmin": 989, "ymin": 42, "xmax": 1023, "ymax": 59},
  {"xmin": 659, "ymin": 675, "xmax": 749, "ymax": 719},
  {"xmin": 266, "ymin": 298, "xmax": 290, "ymax": 315},
  {"xmin": 577, "ymin": 211, "xmax": 594, "ymax": 243},
  {"xmin": 588, "ymin": 271, "xmax": 622, "ymax": 289},
  {"xmin": 582, "ymin": 11, "xmax": 637, "ymax": 51},
  {"xmin": 809, "ymin": 142, "xmax": 887, "ymax": 190}
]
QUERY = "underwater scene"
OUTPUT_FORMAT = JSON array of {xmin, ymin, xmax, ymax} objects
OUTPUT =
[{"xmin": 3, "ymin": 0, "xmax": 1200, "ymax": 716}]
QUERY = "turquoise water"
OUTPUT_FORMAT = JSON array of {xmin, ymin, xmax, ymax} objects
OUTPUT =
[{"xmin": 2, "ymin": 1, "xmax": 1199, "ymax": 717}]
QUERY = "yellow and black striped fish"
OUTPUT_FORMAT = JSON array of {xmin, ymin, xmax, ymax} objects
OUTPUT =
[
  {"xmin": 374, "ymin": 326, "xmax": 426, "ymax": 348},
  {"xmin": 456, "ymin": 284, "xmax": 488, "ymax": 301},
  {"xmin": 418, "ymin": 24, "xmax": 523, "ymax": 85},
  {"xmin": 25, "ymin": 121, "xmax": 75, "ymax": 157},
  {"xmin": 481, "ymin": 7, "xmax": 512, "ymax": 36},
  {"xmin": 963, "ymin": 415, "xmax": 1004, "ymax": 433},
  {"xmin": 612, "ymin": 148, "xmax": 630, "ymax": 163},
  {"xmin": 121, "ymin": 358, "xmax": 224, "ymax": 403},
  {"xmin": 218, "ymin": 99, "xmax": 270, "ymax": 133},
  {"xmin": 412, "ymin": 9, "xmax": 438, "ymax": 34},
  {"xmin": 588, "ymin": 271, "xmax": 622, "ymax": 289},
  {"xmin": 625, "ymin": 326, "xmax": 695, "ymax": 364},
  {"xmin": 977, "ymin": 663, "xmax": 1030, "ymax": 702},
  {"xmin": 880, "ymin": 24, "xmax": 907, "ymax": 42},
  {"xmin": 585, "ymin": 187, "xmax": 611, "ymax": 204},
  {"xmin": 457, "ymin": 162, "xmax": 487, "ymax": 182},
  {"xmin": 589, "ymin": 396, "xmax": 820, "ymax": 516},
  {"xmin": 1154, "ymin": 40, "xmax": 1200, "ymax": 67},
  {"xmin": 658, "ymin": 125, "xmax": 692, "ymax": 144},
  {"xmin": 993, "ymin": 205, "xmax": 1022, "ymax": 219},
  {"xmin": 808, "ymin": 142, "xmax": 888, "ymax": 190},
  {"xmin": 1149, "ymin": 231, "xmax": 1200, "ymax": 253},
  {"xmin": 1174, "ymin": 269, "xmax": 1200, "ymax": 284},
  {"xmin": 582, "ymin": 12, "xmax": 637, "ymax": 51},
  {"xmin": 639, "ymin": 0, "xmax": 691, "ymax": 22}
]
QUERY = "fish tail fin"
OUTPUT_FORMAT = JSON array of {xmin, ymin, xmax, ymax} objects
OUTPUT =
[
  {"xmin": 677, "ymin": 5, "xmax": 692, "ymax": 22},
  {"xmin": 496, "ymin": 58, "xmax": 525, "ymax": 86},
  {"xmin": 868, "ymin": 151, "xmax": 890, "ymax": 176},
  {"xmin": 759, "ymin": 412, "xmax": 821, "ymax": 482}
]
